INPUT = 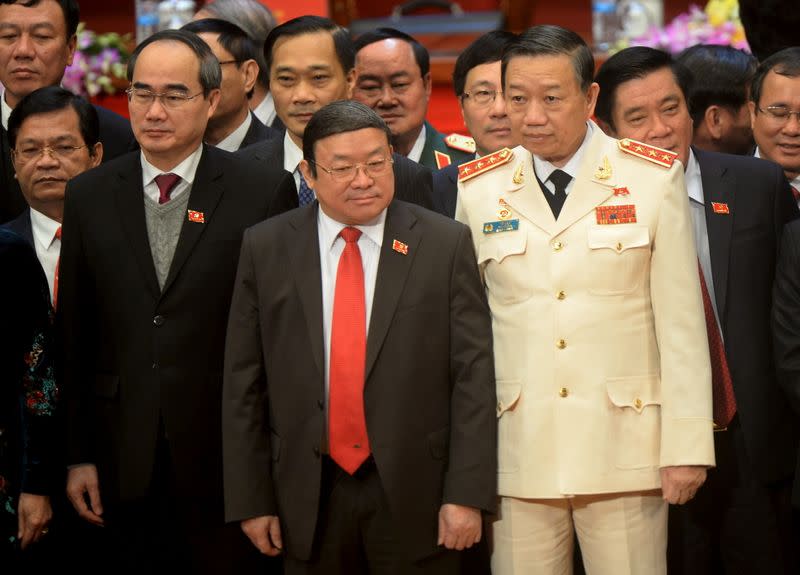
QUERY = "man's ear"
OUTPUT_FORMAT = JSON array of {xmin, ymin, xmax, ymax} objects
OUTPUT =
[
  {"xmin": 703, "ymin": 105, "xmax": 723, "ymax": 140},
  {"xmin": 90, "ymin": 142, "xmax": 104, "ymax": 167},
  {"xmin": 298, "ymin": 158, "xmax": 315, "ymax": 189},
  {"xmin": 242, "ymin": 59, "xmax": 259, "ymax": 97}
]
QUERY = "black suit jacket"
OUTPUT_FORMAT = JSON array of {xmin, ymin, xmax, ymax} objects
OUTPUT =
[
  {"xmin": 238, "ymin": 112, "xmax": 280, "ymax": 150},
  {"xmin": 1, "ymin": 208, "xmax": 33, "ymax": 246},
  {"xmin": 57, "ymin": 145, "xmax": 296, "ymax": 511},
  {"xmin": 694, "ymin": 147, "xmax": 799, "ymax": 484},
  {"xmin": 432, "ymin": 163, "xmax": 459, "ymax": 218},
  {"xmin": 0, "ymin": 103, "xmax": 137, "ymax": 224},
  {"xmin": 237, "ymin": 137, "xmax": 436, "ymax": 212},
  {"xmin": 222, "ymin": 201, "xmax": 497, "ymax": 562}
]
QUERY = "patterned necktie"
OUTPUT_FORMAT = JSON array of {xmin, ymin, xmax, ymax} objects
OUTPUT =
[
  {"xmin": 548, "ymin": 169, "xmax": 572, "ymax": 218},
  {"xmin": 328, "ymin": 227, "xmax": 370, "ymax": 474},
  {"xmin": 698, "ymin": 263, "xmax": 736, "ymax": 428},
  {"xmin": 155, "ymin": 173, "xmax": 181, "ymax": 205},
  {"xmin": 53, "ymin": 225, "xmax": 61, "ymax": 310},
  {"xmin": 298, "ymin": 171, "xmax": 315, "ymax": 206}
]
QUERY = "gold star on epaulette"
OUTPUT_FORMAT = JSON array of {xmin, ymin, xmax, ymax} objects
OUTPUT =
[
  {"xmin": 445, "ymin": 133, "xmax": 476, "ymax": 154},
  {"xmin": 618, "ymin": 138, "xmax": 677, "ymax": 168},
  {"xmin": 458, "ymin": 148, "xmax": 515, "ymax": 182}
]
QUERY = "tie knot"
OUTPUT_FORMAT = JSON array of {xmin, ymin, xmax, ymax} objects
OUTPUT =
[
  {"xmin": 155, "ymin": 173, "xmax": 181, "ymax": 204},
  {"xmin": 340, "ymin": 226, "xmax": 362, "ymax": 244},
  {"xmin": 548, "ymin": 169, "xmax": 572, "ymax": 191},
  {"xmin": 54, "ymin": 225, "xmax": 62, "ymax": 241}
]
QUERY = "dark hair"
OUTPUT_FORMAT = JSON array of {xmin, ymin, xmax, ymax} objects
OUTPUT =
[
  {"xmin": 677, "ymin": 45, "xmax": 756, "ymax": 127},
  {"xmin": 354, "ymin": 27, "xmax": 430, "ymax": 78},
  {"xmin": 452, "ymin": 30, "xmax": 516, "ymax": 97},
  {"xmin": 0, "ymin": 0, "xmax": 80, "ymax": 38},
  {"xmin": 303, "ymin": 100, "xmax": 391, "ymax": 177},
  {"xmin": 594, "ymin": 46, "xmax": 693, "ymax": 131},
  {"xmin": 264, "ymin": 15, "xmax": 354, "ymax": 76},
  {"xmin": 197, "ymin": 0, "xmax": 275, "ymax": 90},
  {"xmin": 8, "ymin": 86, "xmax": 99, "ymax": 154},
  {"xmin": 127, "ymin": 29, "xmax": 221, "ymax": 96},
  {"xmin": 750, "ymin": 46, "xmax": 800, "ymax": 106},
  {"xmin": 502, "ymin": 25, "xmax": 594, "ymax": 93},
  {"xmin": 182, "ymin": 18, "xmax": 258, "ymax": 98}
]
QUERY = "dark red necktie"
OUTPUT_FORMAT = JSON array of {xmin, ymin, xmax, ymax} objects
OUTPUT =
[
  {"xmin": 791, "ymin": 186, "xmax": 799, "ymax": 202},
  {"xmin": 155, "ymin": 173, "xmax": 181, "ymax": 204},
  {"xmin": 698, "ymin": 263, "xmax": 736, "ymax": 428},
  {"xmin": 53, "ymin": 225, "xmax": 61, "ymax": 310},
  {"xmin": 328, "ymin": 227, "xmax": 370, "ymax": 474}
]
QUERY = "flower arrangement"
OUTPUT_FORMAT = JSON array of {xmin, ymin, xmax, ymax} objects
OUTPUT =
[
  {"xmin": 617, "ymin": 0, "xmax": 749, "ymax": 54},
  {"xmin": 63, "ymin": 23, "xmax": 131, "ymax": 98}
]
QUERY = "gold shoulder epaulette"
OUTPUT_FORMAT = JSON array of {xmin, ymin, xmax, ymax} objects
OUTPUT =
[
  {"xmin": 458, "ymin": 148, "xmax": 514, "ymax": 182},
  {"xmin": 618, "ymin": 138, "xmax": 678, "ymax": 168},
  {"xmin": 444, "ymin": 133, "xmax": 476, "ymax": 154}
]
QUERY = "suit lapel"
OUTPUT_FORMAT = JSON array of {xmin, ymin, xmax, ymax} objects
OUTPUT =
[
  {"xmin": 365, "ymin": 202, "xmax": 420, "ymax": 380},
  {"xmin": 287, "ymin": 205, "xmax": 325, "ymax": 379},
  {"xmin": 161, "ymin": 146, "xmax": 225, "ymax": 296},
  {"xmin": 114, "ymin": 156, "xmax": 161, "ymax": 298},
  {"xmin": 697, "ymin": 149, "xmax": 732, "ymax": 321},
  {"xmin": 500, "ymin": 148, "xmax": 558, "ymax": 235}
]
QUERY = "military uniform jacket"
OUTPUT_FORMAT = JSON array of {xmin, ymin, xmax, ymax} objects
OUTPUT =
[{"xmin": 456, "ymin": 125, "xmax": 715, "ymax": 498}]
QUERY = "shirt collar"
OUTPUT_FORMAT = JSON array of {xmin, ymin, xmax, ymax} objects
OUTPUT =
[
  {"xmin": 252, "ymin": 92, "xmax": 276, "ymax": 127},
  {"xmin": 214, "ymin": 113, "xmax": 252, "ymax": 152},
  {"xmin": 754, "ymin": 147, "xmax": 761, "ymax": 159},
  {"xmin": 406, "ymin": 124, "xmax": 427, "ymax": 163},
  {"xmin": 29, "ymin": 207, "xmax": 62, "ymax": 251},
  {"xmin": 532, "ymin": 121, "xmax": 593, "ymax": 183},
  {"xmin": 1, "ymin": 90, "xmax": 12, "ymax": 131},
  {"xmin": 283, "ymin": 131, "xmax": 304, "ymax": 174},
  {"xmin": 141, "ymin": 144, "xmax": 203, "ymax": 187},
  {"xmin": 318, "ymin": 205, "xmax": 386, "ymax": 252},
  {"xmin": 685, "ymin": 149, "xmax": 704, "ymax": 204}
]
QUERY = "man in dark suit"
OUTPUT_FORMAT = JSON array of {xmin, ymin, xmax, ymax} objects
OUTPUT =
[
  {"xmin": 58, "ymin": 30, "xmax": 294, "ymax": 573},
  {"xmin": 182, "ymin": 18, "xmax": 278, "ymax": 151},
  {"xmin": 432, "ymin": 31, "xmax": 517, "ymax": 218},
  {"xmin": 0, "ymin": 0, "xmax": 136, "ymax": 224},
  {"xmin": 223, "ymin": 100, "xmax": 496, "ymax": 574},
  {"xmin": 596, "ymin": 46, "xmax": 799, "ymax": 575},
  {"xmin": 238, "ymin": 15, "xmax": 434, "ymax": 212},
  {"xmin": 1, "ymin": 86, "xmax": 102, "ymax": 306}
]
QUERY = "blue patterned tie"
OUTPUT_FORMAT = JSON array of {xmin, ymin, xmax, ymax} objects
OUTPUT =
[{"xmin": 298, "ymin": 171, "xmax": 315, "ymax": 206}]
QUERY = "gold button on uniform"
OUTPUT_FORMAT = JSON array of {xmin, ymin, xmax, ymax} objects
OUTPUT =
[
  {"xmin": 556, "ymin": 290, "xmax": 566, "ymax": 300},
  {"xmin": 556, "ymin": 339, "xmax": 566, "ymax": 349},
  {"xmin": 559, "ymin": 387, "xmax": 569, "ymax": 398},
  {"xmin": 634, "ymin": 398, "xmax": 643, "ymax": 409},
  {"xmin": 616, "ymin": 242, "xmax": 623, "ymax": 252},
  {"xmin": 553, "ymin": 241, "xmax": 563, "ymax": 251}
]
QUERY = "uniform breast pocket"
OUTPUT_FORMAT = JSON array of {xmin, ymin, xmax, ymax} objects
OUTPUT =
[
  {"xmin": 478, "ymin": 232, "xmax": 532, "ymax": 304},
  {"xmin": 586, "ymin": 226, "xmax": 650, "ymax": 295}
]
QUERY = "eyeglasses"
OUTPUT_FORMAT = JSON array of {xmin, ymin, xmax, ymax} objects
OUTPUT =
[
  {"xmin": 757, "ymin": 105, "xmax": 800, "ymax": 123},
  {"xmin": 126, "ymin": 87, "xmax": 204, "ymax": 109},
  {"xmin": 462, "ymin": 89, "xmax": 502, "ymax": 107},
  {"xmin": 310, "ymin": 157, "xmax": 394, "ymax": 181},
  {"xmin": 13, "ymin": 144, "xmax": 88, "ymax": 164}
]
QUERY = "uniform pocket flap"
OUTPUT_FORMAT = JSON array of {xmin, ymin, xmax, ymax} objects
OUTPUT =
[
  {"xmin": 588, "ymin": 226, "xmax": 650, "ymax": 253},
  {"xmin": 496, "ymin": 380, "xmax": 522, "ymax": 417},
  {"xmin": 478, "ymin": 232, "xmax": 527, "ymax": 264},
  {"xmin": 606, "ymin": 375, "xmax": 661, "ymax": 413},
  {"xmin": 93, "ymin": 374, "xmax": 119, "ymax": 398}
]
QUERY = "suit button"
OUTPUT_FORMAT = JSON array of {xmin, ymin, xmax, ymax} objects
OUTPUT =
[
  {"xmin": 634, "ymin": 398, "xmax": 643, "ymax": 409},
  {"xmin": 553, "ymin": 241, "xmax": 563, "ymax": 251},
  {"xmin": 556, "ymin": 290, "xmax": 566, "ymax": 300},
  {"xmin": 153, "ymin": 315, "xmax": 165, "ymax": 326},
  {"xmin": 556, "ymin": 338, "xmax": 566, "ymax": 349},
  {"xmin": 313, "ymin": 447, "xmax": 320, "ymax": 458},
  {"xmin": 559, "ymin": 387, "xmax": 569, "ymax": 398}
]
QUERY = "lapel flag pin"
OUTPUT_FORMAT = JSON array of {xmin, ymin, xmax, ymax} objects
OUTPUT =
[
  {"xmin": 392, "ymin": 239, "xmax": 408, "ymax": 255},
  {"xmin": 711, "ymin": 202, "xmax": 730, "ymax": 214},
  {"xmin": 613, "ymin": 186, "xmax": 630, "ymax": 196},
  {"xmin": 187, "ymin": 209, "xmax": 205, "ymax": 223}
]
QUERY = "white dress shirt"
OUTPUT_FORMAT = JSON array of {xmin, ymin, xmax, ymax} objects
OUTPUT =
[
  {"xmin": 283, "ymin": 131, "xmax": 304, "ymax": 191},
  {"xmin": 140, "ymin": 144, "xmax": 203, "ymax": 203},
  {"xmin": 1, "ymin": 90, "xmax": 12, "ymax": 130},
  {"xmin": 533, "ymin": 121, "xmax": 594, "ymax": 196},
  {"xmin": 213, "ymin": 113, "xmax": 252, "ymax": 152},
  {"xmin": 406, "ymin": 123, "xmax": 427, "ymax": 163},
  {"xmin": 252, "ymin": 92, "xmax": 276, "ymax": 127},
  {"xmin": 29, "ymin": 208, "xmax": 61, "ymax": 303},
  {"xmin": 318, "ymin": 207, "xmax": 385, "ymax": 417}
]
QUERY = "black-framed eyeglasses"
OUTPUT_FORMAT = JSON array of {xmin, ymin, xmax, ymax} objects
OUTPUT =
[
  {"xmin": 125, "ymin": 87, "xmax": 204, "ymax": 109},
  {"xmin": 12, "ymin": 144, "xmax": 89, "ymax": 164},
  {"xmin": 757, "ymin": 105, "xmax": 800, "ymax": 123},
  {"xmin": 310, "ymin": 157, "xmax": 394, "ymax": 181},
  {"xmin": 462, "ymin": 89, "xmax": 502, "ymax": 107}
]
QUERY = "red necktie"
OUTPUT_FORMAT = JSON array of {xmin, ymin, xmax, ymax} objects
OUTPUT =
[
  {"xmin": 698, "ymin": 263, "xmax": 736, "ymax": 428},
  {"xmin": 791, "ymin": 186, "xmax": 799, "ymax": 202},
  {"xmin": 53, "ymin": 225, "xmax": 61, "ymax": 310},
  {"xmin": 155, "ymin": 173, "xmax": 181, "ymax": 204},
  {"xmin": 328, "ymin": 227, "xmax": 370, "ymax": 474}
]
